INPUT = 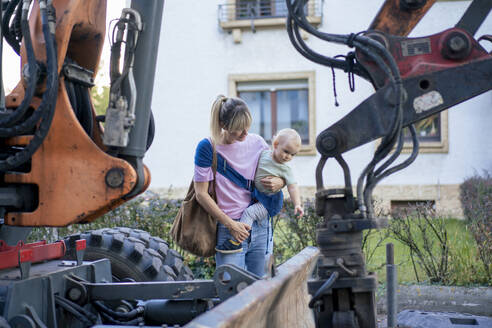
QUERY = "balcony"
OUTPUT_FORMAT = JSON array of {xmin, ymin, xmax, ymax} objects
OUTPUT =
[{"xmin": 218, "ymin": 0, "xmax": 323, "ymax": 31}]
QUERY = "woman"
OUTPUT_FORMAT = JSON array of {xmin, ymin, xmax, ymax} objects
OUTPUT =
[{"xmin": 194, "ymin": 95, "xmax": 283, "ymax": 276}]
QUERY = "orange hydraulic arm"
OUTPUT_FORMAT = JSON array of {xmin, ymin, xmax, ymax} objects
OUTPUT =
[
  {"xmin": 369, "ymin": 0, "xmax": 437, "ymax": 36},
  {"xmin": 2, "ymin": 0, "xmax": 150, "ymax": 226}
]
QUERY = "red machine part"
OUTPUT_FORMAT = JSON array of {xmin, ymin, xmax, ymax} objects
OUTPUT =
[
  {"xmin": 0, "ymin": 239, "xmax": 69, "ymax": 270},
  {"xmin": 356, "ymin": 27, "xmax": 491, "ymax": 88},
  {"xmin": 75, "ymin": 239, "xmax": 86, "ymax": 251}
]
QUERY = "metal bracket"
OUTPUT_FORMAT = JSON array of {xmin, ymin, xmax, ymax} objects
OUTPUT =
[
  {"xmin": 24, "ymin": 304, "xmax": 48, "ymax": 328},
  {"xmin": 103, "ymin": 8, "xmax": 142, "ymax": 148},
  {"xmin": 18, "ymin": 249, "xmax": 32, "ymax": 280},
  {"xmin": 333, "ymin": 310, "xmax": 359, "ymax": 328},
  {"xmin": 326, "ymin": 217, "xmax": 388, "ymax": 233},
  {"xmin": 81, "ymin": 265, "xmax": 259, "ymax": 304},
  {"xmin": 6, "ymin": 301, "xmax": 48, "ymax": 328},
  {"xmin": 213, "ymin": 264, "xmax": 260, "ymax": 302},
  {"xmin": 62, "ymin": 62, "xmax": 95, "ymax": 87},
  {"xmin": 64, "ymin": 274, "xmax": 88, "ymax": 305},
  {"xmin": 75, "ymin": 239, "xmax": 86, "ymax": 266}
]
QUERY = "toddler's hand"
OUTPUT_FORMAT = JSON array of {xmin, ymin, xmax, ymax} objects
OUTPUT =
[{"xmin": 294, "ymin": 205, "xmax": 304, "ymax": 218}]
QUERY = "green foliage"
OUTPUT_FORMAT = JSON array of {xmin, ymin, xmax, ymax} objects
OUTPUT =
[
  {"xmin": 389, "ymin": 204, "xmax": 451, "ymax": 284},
  {"xmin": 460, "ymin": 171, "xmax": 492, "ymax": 282},
  {"xmin": 28, "ymin": 193, "xmax": 488, "ymax": 285},
  {"xmin": 362, "ymin": 228, "xmax": 391, "ymax": 274},
  {"xmin": 364, "ymin": 215, "xmax": 488, "ymax": 286},
  {"xmin": 28, "ymin": 191, "xmax": 216, "ymax": 279},
  {"xmin": 273, "ymin": 198, "xmax": 323, "ymax": 265},
  {"xmin": 445, "ymin": 220, "xmax": 488, "ymax": 285},
  {"xmin": 90, "ymin": 85, "xmax": 110, "ymax": 116}
]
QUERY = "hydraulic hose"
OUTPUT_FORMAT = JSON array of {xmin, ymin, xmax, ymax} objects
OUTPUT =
[
  {"xmin": 0, "ymin": 0, "xmax": 58, "ymax": 171},
  {"xmin": 309, "ymin": 271, "xmax": 340, "ymax": 308},
  {"xmin": 54, "ymin": 295, "xmax": 98, "ymax": 324},
  {"xmin": 0, "ymin": 0, "xmax": 39, "ymax": 128},
  {"xmin": 93, "ymin": 300, "xmax": 143, "ymax": 320},
  {"xmin": 54, "ymin": 296, "xmax": 94, "ymax": 328},
  {"xmin": 363, "ymin": 125, "xmax": 419, "ymax": 217},
  {"xmin": 99, "ymin": 311, "xmax": 143, "ymax": 326},
  {"xmin": 2, "ymin": 0, "xmax": 22, "ymax": 54},
  {"xmin": 286, "ymin": 0, "xmax": 406, "ymax": 216}
]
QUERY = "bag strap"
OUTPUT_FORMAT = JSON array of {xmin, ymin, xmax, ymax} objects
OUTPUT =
[{"xmin": 210, "ymin": 140, "xmax": 217, "ymax": 200}]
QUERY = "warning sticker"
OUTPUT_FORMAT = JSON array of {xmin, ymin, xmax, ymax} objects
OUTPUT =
[{"xmin": 413, "ymin": 91, "xmax": 443, "ymax": 114}]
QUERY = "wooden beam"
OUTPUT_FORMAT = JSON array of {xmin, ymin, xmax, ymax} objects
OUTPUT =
[{"xmin": 186, "ymin": 246, "xmax": 320, "ymax": 328}]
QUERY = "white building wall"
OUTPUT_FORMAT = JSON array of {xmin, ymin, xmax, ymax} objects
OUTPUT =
[{"xmin": 146, "ymin": 0, "xmax": 491, "ymax": 213}]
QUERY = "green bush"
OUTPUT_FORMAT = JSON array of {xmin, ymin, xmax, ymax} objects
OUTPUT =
[
  {"xmin": 389, "ymin": 204, "xmax": 451, "ymax": 284},
  {"xmin": 27, "ymin": 192, "xmax": 488, "ymax": 285},
  {"xmin": 273, "ymin": 198, "xmax": 323, "ymax": 265},
  {"xmin": 28, "ymin": 191, "xmax": 216, "ymax": 279},
  {"xmin": 365, "ymin": 207, "xmax": 488, "ymax": 286},
  {"xmin": 460, "ymin": 171, "xmax": 492, "ymax": 283}
]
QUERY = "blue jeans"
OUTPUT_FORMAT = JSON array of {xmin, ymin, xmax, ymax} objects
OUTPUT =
[{"xmin": 216, "ymin": 217, "xmax": 270, "ymax": 277}]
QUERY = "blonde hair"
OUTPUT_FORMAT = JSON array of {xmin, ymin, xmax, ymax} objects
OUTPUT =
[
  {"xmin": 273, "ymin": 128, "xmax": 302, "ymax": 146},
  {"xmin": 210, "ymin": 95, "xmax": 252, "ymax": 144}
]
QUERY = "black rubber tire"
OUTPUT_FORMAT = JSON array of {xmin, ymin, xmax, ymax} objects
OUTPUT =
[{"xmin": 63, "ymin": 227, "xmax": 193, "ymax": 282}]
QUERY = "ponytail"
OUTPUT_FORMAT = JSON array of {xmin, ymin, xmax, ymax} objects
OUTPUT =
[
  {"xmin": 209, "ymin": 95, "xmax": 252, "ymax": 144},
  {"xmin": 210, "ymin": 95, "xmax": 227, "ymax": 144}
]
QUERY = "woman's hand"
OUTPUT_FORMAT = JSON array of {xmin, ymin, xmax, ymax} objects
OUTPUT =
[
  {"xmin": 195, "ymin": 181, "xmax": 249, "ymax": 241},
  {"xmin": 260, "ymin": 176, "xmax": 285, "ymax": 193},
  {"xmin": 226, "ymin": 220, "xmax": 251, "ymax": 243}
]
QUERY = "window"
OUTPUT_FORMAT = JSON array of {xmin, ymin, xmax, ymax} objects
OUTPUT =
[
  {"xmin": 402, "ymin": 111, "xmax": 448, "ymax": 153},
  {"xmin": 236, "ymin": 0, "xmax": 288, "ymax": 19},
  {"xmin": 391, "ymin": 200, "xmax": 436, "ymax": 215},
  {"xmin": 229, "ymin": 71, "xmax": 316, "ymax": 155},
  {"xmin": 218, "ymin": 0, "xmax": 322, "ymax": 32},
  {"xmin": 391, "ymin": 200, "xmax": 436, "ymax": 211},
  {"xmin": 405, "ymin": 114, "xmax": 440, "ymax": 142}
]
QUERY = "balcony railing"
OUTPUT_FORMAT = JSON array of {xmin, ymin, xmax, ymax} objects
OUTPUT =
[{"xmin": 218, "ymin": 0, "xmax": 322, "ymax": 27}]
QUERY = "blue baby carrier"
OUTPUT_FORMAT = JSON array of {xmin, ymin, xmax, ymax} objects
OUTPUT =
[{"xmin": 195, "ymin": 138, "xmax": 283, "ymax": 218}]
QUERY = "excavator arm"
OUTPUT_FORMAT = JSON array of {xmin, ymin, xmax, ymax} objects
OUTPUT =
[
  {"xmin": 287, "ymin": 0, "xmax": 491, "ymax": 216},
  {"xmin": 0, "ymin": 0, "xmax": 163, "ymax": 227},
  {"xmin": 287, "ymin": 1, "xmax": 491, "ymax": 327}
]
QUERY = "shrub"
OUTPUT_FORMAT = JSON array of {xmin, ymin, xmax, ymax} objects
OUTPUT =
[
  {"xmin": 273, "ymin": 198, "xmax": 323, "ymax": 265},
  {"xmin": 460, "ymin": 171, "xmax": 492, "ymax": 282},
  {"xmin": 28, "ymin": 191, "xmax": 216, "ymax": 279},
  {"xmin": 27, "ymin": 192, "xmax": 488, "ymax": 285},
  {"xmin": 389, "ymin": 203, "xmax": 451, "ymax": 284},
  {"xmin": 362, "ymin": 199, "xmax": 391, "ymax": 268}
]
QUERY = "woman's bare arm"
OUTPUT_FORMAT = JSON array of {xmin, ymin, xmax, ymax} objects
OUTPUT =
[
  {"xmin": 260, "ymin": 176, "xmax": 285, "ymax": 193},
  {"xmin": 195, "ymin": 181, "xmax": 250, "ymax": 242}
]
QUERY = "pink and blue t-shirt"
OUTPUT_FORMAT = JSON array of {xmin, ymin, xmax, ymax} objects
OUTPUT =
[{"xmin": 194, "ymin": 134, "xmax": 268, "ymax": 220}]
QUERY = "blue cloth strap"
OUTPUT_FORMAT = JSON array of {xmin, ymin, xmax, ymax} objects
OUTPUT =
[
  {"xmin": 216, "ymin": 151, "xmax": 283, "ymax": 218},
  {"xmin": 197, "ymin": 138, "xmax": 283, "ymax": 218},
  {"xmin": 216, "ymin": 153, "xmax": 254, "ymax": 192}
]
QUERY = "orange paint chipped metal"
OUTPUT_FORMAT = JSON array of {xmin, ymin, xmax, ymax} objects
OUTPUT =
[{"xmin": 3, "ymin": 0, "xmax": 150, "ymax": 226}]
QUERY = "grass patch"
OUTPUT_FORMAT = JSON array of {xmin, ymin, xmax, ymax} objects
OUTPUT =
[{"xmin": 364, "ymin": 219, "xmax": 488, "ymax": 286}]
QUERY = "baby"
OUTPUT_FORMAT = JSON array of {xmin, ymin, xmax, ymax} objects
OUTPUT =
[{"xmin": 216, "ymin": 128, "xmax": 304, "ymax": 254}]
